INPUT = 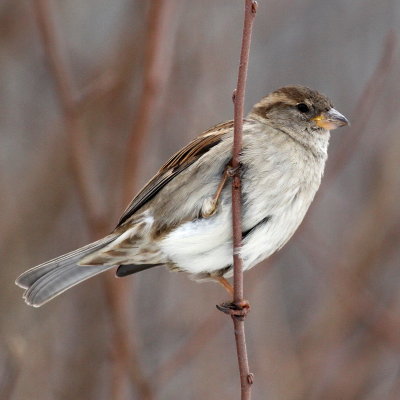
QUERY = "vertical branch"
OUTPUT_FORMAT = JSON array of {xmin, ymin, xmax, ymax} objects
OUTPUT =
[{"xmin": 231, "ymin": 1, "xmax": 257, "ymax": 399}]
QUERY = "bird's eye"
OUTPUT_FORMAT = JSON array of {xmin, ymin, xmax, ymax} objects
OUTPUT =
[{"xmin": 296, "ymin": 103, "xmax": 309, "ymax": 113}]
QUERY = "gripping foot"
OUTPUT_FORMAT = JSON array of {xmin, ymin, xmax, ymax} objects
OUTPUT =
[
  {"xmin": 201, "ymin": 163, "xmax": 240, "ymax": 218},
  {"xmin": 216, "ymin": 299, "xmax": 250, "ymax": 320}
]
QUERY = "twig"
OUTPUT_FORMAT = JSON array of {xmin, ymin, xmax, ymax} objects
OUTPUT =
[{"xmin": 230, "ymin": 1, "xmax": 257, "ymax": 398}]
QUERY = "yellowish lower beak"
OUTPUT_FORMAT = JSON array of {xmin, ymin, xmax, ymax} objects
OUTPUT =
[{"xmin": 312, "ymin": 108, "xmax": 349, "ymax": 130}]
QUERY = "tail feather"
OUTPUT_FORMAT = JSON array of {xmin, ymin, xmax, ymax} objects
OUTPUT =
[
  {"xmin": 23, "ymin": 264, "xmax": 113, "ymax": 307},
  {"xmin": 16, "ymin": 235, "xmax": 117, "ymax": 307}
]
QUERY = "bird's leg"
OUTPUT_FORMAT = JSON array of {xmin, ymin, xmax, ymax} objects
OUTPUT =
[
  {"xmin": 214, "ymin": 276, "xmax": 234, "ymax": 296},
  {"xmin": 213, "ymin": 276, "xmax": 250, "ymax": 320},
  {"xmin": 201, "ymin": 163, "xmax": 238, "ymax": 218}
]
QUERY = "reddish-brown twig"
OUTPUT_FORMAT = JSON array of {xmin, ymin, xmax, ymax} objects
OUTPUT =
[{"xmin": 230, "ymin": 1, "xmax": 257, "ymax": 398}]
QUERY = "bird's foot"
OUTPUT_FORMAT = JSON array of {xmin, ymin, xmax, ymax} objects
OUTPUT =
[
  {"xmin": 200, "ymin": 163, "xmax": 240, "ymax": 219},
  {"xmin": 216, "ymin": 299, "xmax": 250, "ymax": 320}
]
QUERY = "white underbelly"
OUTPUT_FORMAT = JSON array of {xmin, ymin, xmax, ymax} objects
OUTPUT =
[
  {"xmin": 159, "ymin": 194, "xmax": 309, "ymax": 276},
  {"xmin": 159, "ymin": 207, "xmax": 233, "ymax": 274}
]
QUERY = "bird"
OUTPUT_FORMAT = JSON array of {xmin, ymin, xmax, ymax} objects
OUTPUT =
[{"xmin": 16, "ymin": 85, "xmax": 349, "ymax": 307}]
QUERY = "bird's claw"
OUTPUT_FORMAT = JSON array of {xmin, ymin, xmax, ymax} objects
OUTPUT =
[{"xmin": 216, "ymin": 299, "xmax": 250, "ymax": 320}]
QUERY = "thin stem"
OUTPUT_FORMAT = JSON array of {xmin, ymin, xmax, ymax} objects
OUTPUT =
[{"xmin": 231, "ymin": 1, "xmax": 257, "ymax": 399}]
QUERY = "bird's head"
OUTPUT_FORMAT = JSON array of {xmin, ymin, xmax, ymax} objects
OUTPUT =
[{"xmin": 250, "ymin": 85, "xmax": 349, "ymax": 134}]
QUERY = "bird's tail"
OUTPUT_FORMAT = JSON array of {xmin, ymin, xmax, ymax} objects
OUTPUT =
[{"xmin": 15, "ymin": 235, "xmax": 117, "ymax": 307}]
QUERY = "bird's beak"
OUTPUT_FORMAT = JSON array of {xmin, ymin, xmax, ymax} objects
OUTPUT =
[{"xmin": 312, "ymin": 108, "xmax": 350, "ymax": 130}]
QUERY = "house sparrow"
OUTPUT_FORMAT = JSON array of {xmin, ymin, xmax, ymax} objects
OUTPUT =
[{"xmin": 16, "ymin": 85, "xmax": 349, "ymax": 307}]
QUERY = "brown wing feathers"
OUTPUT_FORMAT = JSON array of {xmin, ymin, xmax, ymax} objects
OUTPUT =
[{"xmin": 117, "ymin": 121, "xmax": 233, "ymax": 226}]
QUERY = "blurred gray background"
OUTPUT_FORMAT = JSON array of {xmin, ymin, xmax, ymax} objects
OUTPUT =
[{"xmin": 2, "ymin": 0, "xmax": 400, "ymax": 399}]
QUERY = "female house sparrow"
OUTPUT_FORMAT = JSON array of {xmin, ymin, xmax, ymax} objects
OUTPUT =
[{"xmin": 16, "ymin": 85, "xmax": 349, "ymax": 307}]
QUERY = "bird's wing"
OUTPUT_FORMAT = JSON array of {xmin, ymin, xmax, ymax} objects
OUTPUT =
[{"xmin": 117, "ymin": 121, "xmax": 234, "ymax": 227}]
